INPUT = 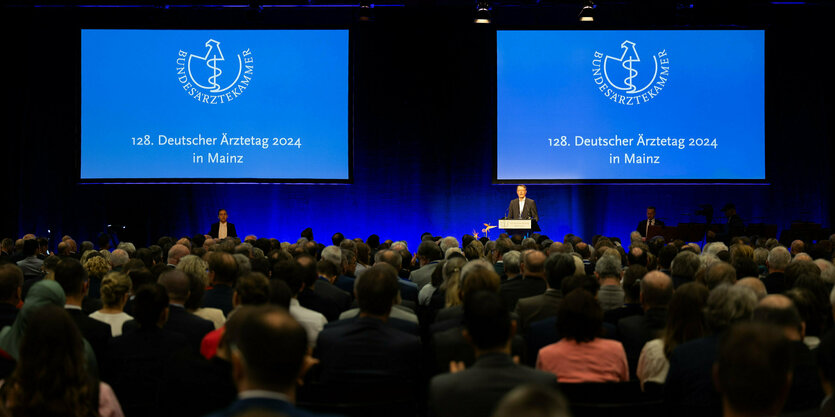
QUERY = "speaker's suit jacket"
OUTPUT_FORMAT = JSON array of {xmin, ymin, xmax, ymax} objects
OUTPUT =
[
  {"xmin": 637, "ymin": 219, "xmax": 665, "ymax": 237},
  {"xmin": 507, "ymin": 198, "xmax": 539, "ymax": 221},
  {"xmin": 208, "ymin": 222, "xmax": 237, "ymax": 239}
]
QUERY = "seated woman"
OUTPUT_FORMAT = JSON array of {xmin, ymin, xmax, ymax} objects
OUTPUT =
[
  {"xmin": 536, "ymin": 288, "xmax": 628, "ymax": 383},
  {"xmin": 2, "ymin": 304, "xmax": 123, "ymax": 417},
  {"xmin": 89, "ymin": 272, "xmax": 133, "ymax": 337},
  {"xmin": 637, "ymin": 282, "xmax": 709, "ymax": 389}
]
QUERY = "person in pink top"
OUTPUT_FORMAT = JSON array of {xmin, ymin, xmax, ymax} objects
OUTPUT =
[{"xmin": 536, "ymin": 288, "xmax": 629, "ymax": 383}]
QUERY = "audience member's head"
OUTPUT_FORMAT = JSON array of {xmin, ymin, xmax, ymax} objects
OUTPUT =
[
  {"xmin": 100, "ymin": 272, "xmax": 132, "ymax": 309},
  {"xmin": 158, "ymin": 270, "xmax": 190, "ymax": 304},
  {"xmin": 735, "ymin": 277, "xmax": 767, "ymax": 300},
  {"xmin": 209, "ymin": 251, "xmax": 238, "ymax": 285},
  {"xmin": 767, "ymin": 246, "xmax": 791, "ymax": 272},
  {"xmin": 544, "ymin": 253, "xmax": 576, "ymax": 290},
  {"xmin": 640, "ymin": 271, "xmax": 673, "ymax": 309},
  {"xmin": 167, "ymin": 244, "xmax": 190, "ymax": 266},
  {"xmin": 235, "ymin": 272, "xmax": 271, "ymax": 307},
  {"xmin": 0, "ymin": 264, "xmax": 24, "ymax": 305},
  {"xmin": 53, "ymin": 258, "xmax": 88, "ymax": 300},
  {"xmin": 705, "ymin": 284, "xmax": 757, "ymax": 333},
  {"xmin": 463, "ymin": 290, "xmax": 514, "ymax": 352},
  {"xmin": 224, "ymin": 305, "xmax": 309, "ymax": 394},
  {"xmin": 491, "ymin": 384, "xmax": 571, "ymax": 417},
  {"xmin": 355, "ymin": 264, "xmax": 400, "ymax": 317},
  {"xmin": 521, "ymin": 250, "xmax": 547, "ymax": 278},
  {"xmin": 752, "ymin": 295, "xmax": 804, "ymax": 340},
  {"xmin": 132, "ymin": 284, "xmax": 170, "ymax": 329},
  {"xmin": 557, "ymin": 288, "xmax": 603, "ymax": 343},
  {"xmin": 503, "ymin": 250, "xmax": 522, "ymax": 277},
  {"xmin": 705, "ymin": 262, "xmax": 737, "ymax": 290},
  {"xmin": 662, "ymin": 282, "xmax": 709, "ymax": 358},
  {"xmin": 715, "ymin": 323, "xmax": 793, "ymax": 417},
  {"xmin": 670, "ymin": 250, "xmax": 701, "ymax": 283}
]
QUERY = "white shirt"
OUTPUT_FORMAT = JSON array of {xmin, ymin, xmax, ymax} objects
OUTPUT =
[
  {"xmin": 289, "ymin": 298, "xmax": 327, "ymax": 348},
  {"xmin": 90, "ymin": 311, "xmax": 134, "ymax": 337},
  {"xmin": 636, "ymin": 338, "xmax": 669, "ymax": 389},
  {"xmin": 518, "ymin": 198, "xmax": 525, "ymax": 217},
  {"xmin": 219, "ymin": 222, "xmax": 228, "ymax": 239}
]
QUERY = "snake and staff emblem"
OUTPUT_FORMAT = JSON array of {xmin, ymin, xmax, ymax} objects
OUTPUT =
[
  {"xmin": 603, "ymin": 40, "xmax": 658, "ymax": 94},
  {"xmin": 592, "ymin": 40, "xmax": 669, "ymax": 106},
  {"xmin": 176, "ymin": 38, "xmax": 254, "ymax": 104},
  {"xmin": 188, "ymin": 39, "xmax": 243, "ymax": 93}
]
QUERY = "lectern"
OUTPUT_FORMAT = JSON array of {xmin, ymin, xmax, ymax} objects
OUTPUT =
[{"xmin": 499, "ymin": 219, "xmax": 540, "ymax": 238}]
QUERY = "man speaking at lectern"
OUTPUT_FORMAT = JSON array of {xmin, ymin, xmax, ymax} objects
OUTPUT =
[{"xmin": 507, "ymin": 185, "xmax": 539, "ymax": 221}]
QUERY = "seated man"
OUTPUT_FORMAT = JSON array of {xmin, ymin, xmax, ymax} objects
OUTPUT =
[
  {"xmin": 429, "ymin": 291, "xmax": 557, "ymax": 417},
  {"xmin": 207, "ymin": 305, "xmax": 325, "ymax": 417},
  {"xmin": 314, "ymin": 264, "xmax": 422, "ymax": 385}
]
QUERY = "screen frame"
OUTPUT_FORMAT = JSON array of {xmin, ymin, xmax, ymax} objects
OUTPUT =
[
  {"xmin": 77, "ymin": 26, "xmax": 354, "ymax": 184},
  {"xmin": 492, "ymin": 26, "xmax": 769, "ymax": 185}
]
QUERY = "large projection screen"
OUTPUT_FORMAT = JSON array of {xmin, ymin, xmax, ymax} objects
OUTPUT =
[
  {"xmin": 81, "ymin": 29, "xmax": 350, "ymax": 182},
  {"xmin": 496, "ymin": 29, "xmax": 765, "ymax": 183}
]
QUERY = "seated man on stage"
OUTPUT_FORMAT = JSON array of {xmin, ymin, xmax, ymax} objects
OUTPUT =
[
  {"xmin": 209, "ymin": 209, "xmax": 238, "ymax": 239},
  {"xmin": 637, "ymin": 206, "xmax": 664, "ymax": 238},
  {"xmin": 507, "ymin": 185, "xmax": 539, "ymax": 221}
]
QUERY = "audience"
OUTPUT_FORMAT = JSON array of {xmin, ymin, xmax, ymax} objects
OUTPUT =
[{"xmin": 2, "ymin": 230, "xmax": 834, "ymax": 417}]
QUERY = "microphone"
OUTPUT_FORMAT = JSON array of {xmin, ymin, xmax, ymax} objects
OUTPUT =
[{"xmin": 504, "ymin": 206, "xmax": 509, "ymax": 220}]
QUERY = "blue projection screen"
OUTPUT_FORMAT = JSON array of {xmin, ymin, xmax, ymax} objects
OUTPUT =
[
  {"xmin": 496, "ymin": 30, "xmax": 765, "ymax": 182},
  {"xmin": 81, "ymin": 29, "xmax": 350, "ymax": 182}
]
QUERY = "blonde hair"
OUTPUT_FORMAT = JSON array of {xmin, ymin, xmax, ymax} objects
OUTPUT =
[
  {"xmin": 177, "ymin": 255, "xmax": 210, "ymax": 287},
  {"xmin": 100, "ymin": 272, "xmax": 132, "ymax": 307},
  {"xmin": 84, "ymin": 256, "xmax": 111, "ymax": 279}
]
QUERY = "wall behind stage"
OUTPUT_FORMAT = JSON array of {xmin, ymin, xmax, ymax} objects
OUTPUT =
[{"xmin": 1, "ymin": 5, "xmax": 833, "ymax": 249}]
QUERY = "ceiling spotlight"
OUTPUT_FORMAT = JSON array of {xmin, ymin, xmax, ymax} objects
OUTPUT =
[
  {"xmin": 475, "ymin": 0, "xmax": 491, "ymax": 24},
  {"xmin": 358, "ymin": 0, "xmax": 373, "ymax": 22},
  {"xmin": 579, "ymin": 0, "xmax": 595, "ymax": 22}
]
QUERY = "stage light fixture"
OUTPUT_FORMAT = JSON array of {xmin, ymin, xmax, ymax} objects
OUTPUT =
[
  {"xmin": 474, "ymin": 0, "xmax": 491, "ymax": 24},
  {"xmin": 579, "ymin": 0, "xmax": 595, "ymax": 22},
  {"xmin": 358, "ymin": 0, "xmax": 374, "ymax": 22}
]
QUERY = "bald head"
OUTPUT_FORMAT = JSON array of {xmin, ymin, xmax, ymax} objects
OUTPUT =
[
  {"xmin": 158, "ymin": 270, "xmax": 191, "ymax": 303},
  {"xmin": 522, "ymin": 250, "xmax": 547, "ymax": 278},
  {"xmin": 753, "ymin": 294, "xmax": 803, "ymax": 340},
  {"xmin": 705, "ymin": 262, "xmax": 737, "ymax": 290},
  {"xmin": 641, "ymin": 271, "xmax": 673, "ymax": 308},
  {"xmin": 735, "ymin": 277, "xmax": 767, "ymax": 300},
  {"xmin": 167, "ymin": 244, "xmax": 190, "ymax": 266}
]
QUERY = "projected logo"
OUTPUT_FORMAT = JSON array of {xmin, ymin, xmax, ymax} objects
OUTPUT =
[
  {"xmin": 176, "ymin": 39, "xmax": 254, "ymax": 105},
  {"xmin": 592, "ymin": 40, "xmax": 670, "ymax": 106}
]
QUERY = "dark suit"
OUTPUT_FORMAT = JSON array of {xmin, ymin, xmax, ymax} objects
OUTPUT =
[
  {"xmin": 206, "ymin": 396, "xmax": 338, "ymax": 417},
  {"xmin": 430, "ymin": 325, "xmax": 527, "ymax": 376},
  {"xmin": 762, "ymin": 272, "xmax": 787, "ymax": 295},
  {"xmin": 104, "ymin": 327, "xmax": 191, "ymax": 417},
  {"xmin": 514, "ymin": 288, "xmax": 562, "ymax": 332},
  {"xmin": 203, "ymin": 284, "xmax": 235, "ymax": 316},
  {"xmin": 429, "ymin": 353, "xmax": 557, "ymax": 417},
  {"xmin": 163, "ymin": 305, "xmax": 215, "ymax": 353},
  {"xmin": 637, "ymin": 218, "xmax": 665, "ymax": 237},
  {"xmin": 208, "ymin": 222, "xmax": 237, "ymax": 239},
  {"xmin": 507, "ymin": 198, "xmax": 538, "ymax": 221},
  {"xmin": 664, "ymin": 334, "xmax": 722, "ymax": 417},
  {"xmin": 314, "ymin": 278, "xmax": 352, "ymax": 313},
  {"xmin": 0, "ymin": 303, "xmax": 19, "ymax": 331},
  {"xmin": 315, "ymin": 316, "xmax": 422, "ymax": 385},
  {"xmin": 66, "ymin": 307, "xmax": 112, "ymax": 366},
  {"xmin": 326, "ymin": 315, "xmax": 419, "ymax": 336},
  {"xmin": 499, "ymin": 275, "xmax": 547, "ymax": 311},
  {"xmin": 616, "ymin": 307, "xmax": 667, "ymax": 379}
]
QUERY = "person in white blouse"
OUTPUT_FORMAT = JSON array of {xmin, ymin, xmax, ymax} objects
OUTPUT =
[
  {"xmin": 89, "ymin": 272, "xmax": 133, "ymax": 337},
  {"xmin": 636, "ymin": 282, "xmax": 709, "ymax": 390}
]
